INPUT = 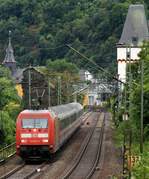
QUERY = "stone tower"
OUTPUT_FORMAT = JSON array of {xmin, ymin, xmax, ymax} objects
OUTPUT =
[
  {"xmin": 2, "ymin": 31, "xmax": 16, "ymax": 75},
  {"xmin": 117, "ymin": 4, "xmax": 149, "ymax": 83}
]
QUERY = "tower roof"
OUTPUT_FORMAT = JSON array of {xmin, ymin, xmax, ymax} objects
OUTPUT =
[
  {"xmin": 3, "ymin": 31, "xmax": 16, "ymax": 64},
  {"xmin": 119, "ymin": 4, "xmax": 149, "ymax": 46}
]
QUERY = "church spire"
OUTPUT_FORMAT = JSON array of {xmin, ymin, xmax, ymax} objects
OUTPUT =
[{"xmin": 2, "ymin": 30, "xmax": 16, "ymax": 75}]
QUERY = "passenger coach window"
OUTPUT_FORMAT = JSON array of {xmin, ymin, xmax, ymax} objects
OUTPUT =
[{"xmin": 22, "ymin": 119, "xmax": 48, "ymax": 128}]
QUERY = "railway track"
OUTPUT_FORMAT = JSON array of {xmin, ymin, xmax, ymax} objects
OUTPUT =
[
  {"xmin": 0, "ymin": 161, "xmax": 50, "ymax": 179},
  {"xmin": 0, "ymin": 110, "xmax": 90, "ymax": 166},
  {"xmin": 60, "ymin": 112, "xmax": 105, "ymax": 179},
  {"xmin": 0, "ymin": 163, "xmax": 25, "ymax": 179},
  {"xmin": 81, "ymin": 111, "xmax": 92, "ymax": 124},
  {"xmin": 0, "ymin": 111, "xmax": 92, "ymax": 179}
]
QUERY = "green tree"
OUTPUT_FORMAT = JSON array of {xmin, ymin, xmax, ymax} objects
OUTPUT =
[
  {"xmin": 46, "ymin": 59, "xmax": 80, "ymax": 104},
  {"xmin": 0, "ymin": 65, "xmax": 22, "ymax": 145},
  {"xmin": 47, "ymin": 59, "xmax": 79, "ymax": 74},
  {"xmin": 0, "ymin": 0, "xmax": 147, "ymax": 73}
]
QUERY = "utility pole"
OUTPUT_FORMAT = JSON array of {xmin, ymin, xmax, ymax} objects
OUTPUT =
[
  {"xmin": 117, "ymin": 77, "xmax": 120, "ymax": 120},
  {"xmin": 66, "ymin": 82, "xmax": 70, "ymax": 103},
  {"xmin": 66, "ymin": 73, "xmax": 70, "ymax": 103},
  {"xmin": 128, "ymin": 46, "xmax": 132, "ymax": 179},
  {"xmin": 140, "ymin": 58, "xmax": 144, "ymax": 153},
  {"xmin": 124, "ymin": 86, "xmax": 127, "ymax": 115},
  {"xmin": 126, "ymin": 46, "xmax": 131, "ymax": 114},
  {"xmin": 48, "ymin": 78, "xmax": 51, "ymax": 107},
  {"xmin": 98, "ymin": 74, "xmax": 100, "ymax": 105},
  {"xmin": 57, "ymin": 76, "xmax": 62, "ymax": 105},
  {"xmin": 128, "ymin": 46, "xmax": 132, "ymax": 120},
  {"xmin": 28, "ymin": 65, "xmax": 31, "ymax": 109},
  {"xmin": 74, "ymin": 93, "xmax": 77, "ymax": 102}
]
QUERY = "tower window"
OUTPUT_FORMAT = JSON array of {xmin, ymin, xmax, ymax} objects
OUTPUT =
[{"xmin": 132, "ymin": 36, "xmax": 138, "ymax": 45}]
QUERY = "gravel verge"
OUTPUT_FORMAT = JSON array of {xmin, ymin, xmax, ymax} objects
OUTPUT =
[{"xmin": 92, "ymin": 113, "xmax": 123, "ymax": 179}]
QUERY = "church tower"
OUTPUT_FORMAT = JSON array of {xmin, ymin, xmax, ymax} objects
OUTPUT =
[
  {"xmin": 2, "ymin": 31, "xmax": 16, "ymax": 75},
  {"xmin": 117, "ymin": 4, "xmax": 149, "ymax": 83}
]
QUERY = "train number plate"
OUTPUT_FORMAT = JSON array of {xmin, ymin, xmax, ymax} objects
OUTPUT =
[{"xmin": 32, "ymin": 134, "xmax": 38, "ymax": 137}]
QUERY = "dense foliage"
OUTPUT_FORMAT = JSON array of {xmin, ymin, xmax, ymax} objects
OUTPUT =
[
  {"xmin": 116, "ymin": 43, "xmax": 149, "ymax": 140},
  {"xmin": 111, "ymin": 42, "xmax": 149, "ymax": 177},
  {"xmin": 0, "ymin": 66, "xmax": 22, "ymax": 145},
  {"xmin": 0, "ymin": 0, "xmax": 148, "ymax": 155},
  {"xmin": 46, "ymin": 59, "xmax": 82, "ymax": 105},
  {"xmin": 0, "ymin": 0, "xmax": 148, "ymax": 73}
]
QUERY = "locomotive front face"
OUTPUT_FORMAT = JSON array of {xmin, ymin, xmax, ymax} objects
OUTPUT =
[
  {"xmin": 16, "ymin": 111, "xmax": 55, "ymax": 159},
  {"xmin": 21, "ymin": 118, "xmax": 49, "ymax": 145}
]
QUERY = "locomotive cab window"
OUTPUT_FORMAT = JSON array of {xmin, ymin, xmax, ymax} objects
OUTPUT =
[{"xmin": 22, "ymin": 119, "xmax": 48, "ymax": 128}]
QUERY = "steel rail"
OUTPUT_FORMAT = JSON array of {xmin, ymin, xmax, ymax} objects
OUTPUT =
[
  {"xmin": 0, "ymin": 161, "xmax": 48, "ymax": 179},
  {"xmin": 81, "ymin": 111, "xmax": 93, "ymax": 124},
  {"xmin": 0, "ymin": 163, "xmax": 25, "ymax": 179},
  {"xmin": 23, "ymin": 162, "xmax": 49, "ymax": 179},
  {"xmin": 85, "ymin": 113, "xmax": 105, "ymax": 179},
  {"xmin": 31, "ymin": 111, "xmax": 94, "ymax": 179},
  {"xmin": 0, "ymin": 111, "xmax": 90, "ymax": 166},
  {"xmin": 0, "ymin": 112, "xmax": 94, "ymax": 179},
  {"xmin": 60, "ymin": 113, "xmax": 101, "ymax": 179}
]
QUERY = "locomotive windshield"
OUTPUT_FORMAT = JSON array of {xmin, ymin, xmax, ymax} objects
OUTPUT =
[{"xmin": 22, "ymin": 119, "xmax": 48, "ymax": 128}]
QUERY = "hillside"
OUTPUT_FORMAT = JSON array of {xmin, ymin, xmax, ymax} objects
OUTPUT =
[{"xmin": 0, "ymin": 0, "xmax": 148, "ymax": 73}]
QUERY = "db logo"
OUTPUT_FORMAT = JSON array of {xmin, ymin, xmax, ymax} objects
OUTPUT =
[{"xmin": 32, "ymin": 134, "xmax": 38, "ymax": 137}]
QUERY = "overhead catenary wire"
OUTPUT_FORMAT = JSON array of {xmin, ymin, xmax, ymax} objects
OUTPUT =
[
  {"xmin": 66, "ymin": 44, "xmax": 126, "ymax": 85},
  {"xmin": 23, "ymin": 43, "xmax": 125, "ymax": 85},
  {"xmin": 1, "ymin": 38, "xmax": 126, "ymax": 85}
]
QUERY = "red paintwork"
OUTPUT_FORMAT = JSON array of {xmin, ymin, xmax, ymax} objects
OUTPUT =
[
  {"xmin": 16, "ymin": 105, "xmax": 82, "ymax": 159},
  {"xmin": 16, "ymin": 110, "xmax": 55, "ymax": 156}
]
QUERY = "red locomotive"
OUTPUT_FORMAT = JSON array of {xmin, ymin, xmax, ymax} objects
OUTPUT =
[{"xmin": 16, "ymin": 103, "xmax": 83, "ymax": 159}]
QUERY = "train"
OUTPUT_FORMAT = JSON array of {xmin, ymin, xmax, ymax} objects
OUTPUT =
[{"xmin": 16, "ymin": 102, "xmax": 83, "ymax": 160}]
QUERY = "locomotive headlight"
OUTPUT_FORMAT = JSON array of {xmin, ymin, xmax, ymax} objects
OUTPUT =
[
  {"xmin": 21, "ymin": 139, "xmax": 27, "ymax": 143},
  {"xmin": 42, "ymin": 139, "xmax": 48, "ymax": 143},
  {"xmin": 33, "ymin": 129, "xmax": 37, "ymax": 132}
]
